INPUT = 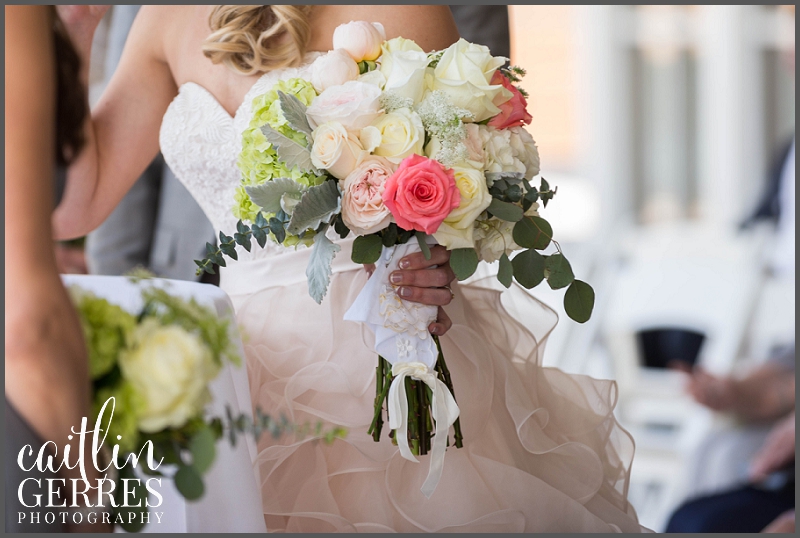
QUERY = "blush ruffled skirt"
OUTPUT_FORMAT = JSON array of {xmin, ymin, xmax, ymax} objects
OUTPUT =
[{"xmin": 220, "ymin": 239, "xmax": 648, "ymax": 533}]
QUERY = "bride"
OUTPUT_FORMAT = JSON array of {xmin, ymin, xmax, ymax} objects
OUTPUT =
[{"xmin": 55, "ymin": 5, "xmax": 647, "ymax": 532}]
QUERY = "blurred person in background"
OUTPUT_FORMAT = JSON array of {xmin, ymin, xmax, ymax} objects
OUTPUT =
[
  {"xmin": 449, "ymin": 5, "xmax": 510, "ymax": 59},
  {"xmin": 666, "ymin": 345, "xmax": 795, "ymax": 533},
  {"xmin": 60, "ymin": 5, "xmax": 217, "ymax": 283},
  {"xmin": 5, "ymin": 5, "xmax": 110, "ymax": 532}
]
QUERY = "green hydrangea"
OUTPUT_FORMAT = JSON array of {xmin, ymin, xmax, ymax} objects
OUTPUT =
[
  {"xmin": 235, "ymin": 77, "xmax": 325, "ymax": 224},
  {"xmin": 93, "ymin": 381, "xmax": 143, "ymax": 454},
  {"xmin": 70, "ymin": 288, "xmax": 137, "ymax": 379}
]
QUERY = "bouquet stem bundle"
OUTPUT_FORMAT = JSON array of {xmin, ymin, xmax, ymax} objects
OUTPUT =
[{"xmin": 368, "ymin": 336, "xmax": 463, "ymax": 455}]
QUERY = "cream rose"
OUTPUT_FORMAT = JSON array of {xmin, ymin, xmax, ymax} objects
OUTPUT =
[
  {"xmin": 428, "ymin": 39, "xmax": 512, "ymax": 122},
  {"xmin": 119, "ymin": 320, "xmax": 219, "ymax": 433},
  {"xmin": 333, "ymin": 21, "xmax": 386, "ymax": 62},
  {"xmin": 306, "ymin": 80, "xmax": 382, "ymax": 131},
  {"xmin": 508, "ymin": 126, "xmax": 541, "ymax": 180},
  {"xmin": 432, "ymin": 166, "xmax": 492, "ymax": 249},
  {"xmin": 311, "ymin": 49, "xmax": 359, "ymax": 93},
  {"xmin": 473, "ymin": 218, "xmax": 520, "ymax": 263},
  {"xmin": 379, "ymin": 37, "xmax": 429, "ymax": 104},
  {"xmin": 372, "ymin": 108, "xmax": 425, "ymax": 164},
  {"xmin": 311, "ymin": 121, "xmax": 365, "ymax": 179},
  {"xmin": 340, "ymin": 156, "xmax": 396, "ymax": 235}
]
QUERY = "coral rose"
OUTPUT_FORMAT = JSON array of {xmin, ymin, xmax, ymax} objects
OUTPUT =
[
  {"xmin": 487, "ymin": 71, "xmax": 532, "ymax": 129},
  {"xmin": 382, "ymin": 154, "xmax": 460, "ymax": 234}
]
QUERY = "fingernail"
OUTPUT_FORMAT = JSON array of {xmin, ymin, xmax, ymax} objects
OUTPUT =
[
  {"xmin": 430, "ymin": 325, "xmax": 441, "ymax": 335},
  {"xmin": 399, "ymin": 259, "xmax": 410, "ymax": 269},
  {"xmin": 398, "ymin": 286, "xmax": 411, "ymax": 298},
  {"xmin": 389, "ymin": 272, "xmax": 402, "ymax": 284}
]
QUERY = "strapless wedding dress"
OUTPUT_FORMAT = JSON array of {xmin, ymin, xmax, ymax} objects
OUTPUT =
[{"xmin": 160, "ymin": 52, "xmax": 648, "ymax": 532}]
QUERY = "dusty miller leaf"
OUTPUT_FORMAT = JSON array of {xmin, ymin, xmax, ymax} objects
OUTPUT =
[
  {"xmin": 277, "ymin": 91, "xmax": 312, "ymax": 140},
  {"xmin": 260, "ymin": 124, "xmax": 318, "ymax": 174},
  {"xmin": 306, "ymin": 228, "xmax": 341, "ymax": 304},
  {"xmin": 287, "ymin": 180, "xmax": 341, "ymax": 235},
  {"xmin": 245, "ymin": 179, "xmax": 304, "ymax": 214}
]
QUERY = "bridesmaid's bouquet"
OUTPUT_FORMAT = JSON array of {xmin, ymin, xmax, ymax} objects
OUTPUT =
[
  {"xmin": 197, "ymin": 22, "xmax": 594, "ymax": 497},
  {"xmin": 70, "ymin": 279, "xmax": 344, "ymax": 531}
]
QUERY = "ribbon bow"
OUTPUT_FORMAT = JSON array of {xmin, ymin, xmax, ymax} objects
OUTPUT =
[{"xmin": 387, "ymin": 361, "xmax": 460, "ymax": 498}]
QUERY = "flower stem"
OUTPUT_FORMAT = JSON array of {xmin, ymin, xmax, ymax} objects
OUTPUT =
[
  {"xmin": 433, "ymin": 335, "xmax": 463, "ymax": 448},
  {"xmin": 369, "ymin": 356, "xmax": 390, "ymax": 441}
]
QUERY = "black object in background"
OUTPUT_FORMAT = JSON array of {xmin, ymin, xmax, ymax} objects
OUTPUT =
[{"xmin": 637, "ymin": 327, "xmax": 706, "ymax": 369}]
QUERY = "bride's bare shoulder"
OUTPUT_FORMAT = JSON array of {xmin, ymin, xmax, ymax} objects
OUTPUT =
[{"xmin": 308, "ymin": 5, "xmax": 460, "ymax": 53}]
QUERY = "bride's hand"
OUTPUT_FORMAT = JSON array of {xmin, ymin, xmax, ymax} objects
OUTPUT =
[{"xmin": 388, "ymin": 245, "xmax": 456, "ymax": 336}]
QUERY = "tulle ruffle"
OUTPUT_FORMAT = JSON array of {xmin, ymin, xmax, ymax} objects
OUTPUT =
[{"xmin": 223, "ymin": 260, "xmax": 646, "ymax": 532}]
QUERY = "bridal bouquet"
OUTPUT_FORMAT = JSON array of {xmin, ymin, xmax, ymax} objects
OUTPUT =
[
  {"xmin": 197, "ymin": 22, "xmax": 594, "ymax": 497},
  {"xmin": 70, "ymin": 280, "xmax": 344, "ymax": 531}
]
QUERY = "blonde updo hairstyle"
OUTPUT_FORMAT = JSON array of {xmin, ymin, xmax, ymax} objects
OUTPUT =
[{"xmin": 202, "ymin": 5, "xmax": 312, "ymax": 75}]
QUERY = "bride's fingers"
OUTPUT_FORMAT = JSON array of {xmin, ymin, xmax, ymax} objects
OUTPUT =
[
  {"xmin": 429, "ymin": 307, "xmax": 452, "ymax": 336},
  {"xmin": 390, "ymin": 265, "xmax": 455, "ymax": 288},
  {"xmin": 395, "ymin": 284, "xmax": 453, "ymax": 306},
  {"xmin": 398, "ymin": 245, "xmax": 451, "ymax": 270}
]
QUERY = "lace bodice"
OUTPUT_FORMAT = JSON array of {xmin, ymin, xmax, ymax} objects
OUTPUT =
[{"xmin": 159, "ymin": 53, "xmax": 323, "ymax": 262}]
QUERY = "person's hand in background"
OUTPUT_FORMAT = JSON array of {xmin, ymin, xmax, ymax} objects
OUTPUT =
[
  {"xmin": 762, "ymin": 510, "xmax": 795, "ymax": 533},
  {"xmin": 749, "ymin": 412, "xmax": 795, "ymax": 482}
]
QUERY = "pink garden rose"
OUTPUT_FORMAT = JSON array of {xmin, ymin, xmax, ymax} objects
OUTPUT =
[
  {"xmin": 487, "ymin": 71, "xmax": 532, "ymax": 129},
  {"xmin": 382, "ymin": 154, "xmax": 460, "ymax": 235},
  {"xmin": 340, "ymin": 157, "xmax": 395, "ymax": 235}
]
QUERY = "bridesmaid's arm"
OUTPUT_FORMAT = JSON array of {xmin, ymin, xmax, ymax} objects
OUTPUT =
[{"xmin": 52, "ymin": 5, "xmax": 177, "ymax": 240}]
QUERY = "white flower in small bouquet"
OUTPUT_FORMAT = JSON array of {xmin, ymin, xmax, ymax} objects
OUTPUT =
[
  {"xmin": 70, "ymin": 278, "xmax": 345, "ymax": 531},
  {"xmin": 197, "ymin": 22, "xmax": 595, "ymax": 498}
]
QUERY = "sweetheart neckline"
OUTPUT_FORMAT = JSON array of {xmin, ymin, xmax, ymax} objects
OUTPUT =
[{"xmin": 174, "ymin": 51, "xmax": 325, "ymax": 122}]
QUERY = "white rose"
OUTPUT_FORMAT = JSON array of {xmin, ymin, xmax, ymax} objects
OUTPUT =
[
  {"xmin": 311, "ymin": 49, "xmax": 359, "ymax": 93},
  {"xmin": 311, "ymin": 121, "xmax": 365, "ymax": 180},
  {"xmin": 306, "ymin": 80, "xmax": 382, "ymax": 132},
  {"xmin": 371, "ymin": 108, "xmax": 425, "ymax": 164},
  {"xmin": 379, "ymin": 37, "xmax": 429, "ymax": 104},
  {"xmin": 333, "ymin": 21, "xmax": 386, "ymax": 62},
  {"xmin": 340, "ymin": 156, "xmax": 396, "ymax": 235},
  {"xmin": 428, "ymin": 39, "xmax": 512, "ymax": 122},
  {"xmin": 508, "ymin": 126, "xmax": 541, "ymax": 180},
  {"xmin": 433, "ymin": 166, "xmax": 492, "ymax": 249},
  {"xmin": 119, "ymin": 320, "xmax": 219, "ymax": 433},
  {"xmin": 479, "ymin": 125, "xmax": 526, "ymax": 181},
  {"xmin": 473, "ymin": 218, "xmax": 520, "ymax": 263}
]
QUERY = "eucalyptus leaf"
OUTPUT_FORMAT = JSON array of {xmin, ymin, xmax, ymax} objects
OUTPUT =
[
  {"xmin": 416, "ymin": 232, "xmax": 432, "ymax": 260},
  {"xmin": 498, "ymin": 253, "xmax": 513, "ymax": 288},
  {"xmin": 564, "ymin": 279, "xmax": 595, "ymax": 323},
  {"xmin": 488, "ymin": 198, "xmax": 524, "ymax": 222},
  {"xmin": 287, "ymin": 180, "xmax": 341, "ymax": 235},
  {"xmin": 352, "ymin": 234, "xmax": 383, "ymax": 264},
  {"xmin": 486, "ymin": 172, "xmax": 524, "ymax": 185},
  {"xmin": 380, "ymin": 223, "xmax": 398, "ymax": 247},
  {"xmin": 511, "ymin": 249, "xmax": 545, "ymax": 289},
  {"xmin": 512, "ymin": 216, "xmax": 552, "ymax": 250},
  {"xmin": 544, "ymin": 253, "xmax": 574, "ymax": 290},
  {"xmin": 268, "ymin": 217, "xmax": 286, "ymax": 244},
  {"xmin": 246, "ymin": 178, "xmax": 304, "ymax": 214},
  {"xmin": 333, "ymin": 214, "xmax": 350, "ymax": 239},
  {"xmin": 450, "ymin": 247, "xmax": 479, "ymax": 281},
  {"xmin": 277, "ymin": 91, "xmax": 312, "ymax": 139},
  {"xmin": 306, "ymin": 228, "xmax": 341, "ymax": 304},
  {"xmin": 189, "ymin": 427, "xmax": 216, "ymax": 474},
  {"xmin": 175, "ymin": 464, "xmax": 205, "ymax": 501},
  {"xmin": 260, "ymin": 124, "xmax": 317, "ymax": 174}
]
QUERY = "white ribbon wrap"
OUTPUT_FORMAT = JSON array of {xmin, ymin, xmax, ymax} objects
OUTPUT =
[
  {"xmin": 344, "ymin": 242, "xmax": 461, "ymax": 497},
  {"xmin": 387, "ymin": 361, "xmax": 460, "ymax": 498}
]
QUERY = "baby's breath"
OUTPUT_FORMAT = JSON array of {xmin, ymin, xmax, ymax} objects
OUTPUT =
[
  {"xmin": 379, "ymin": 91, "xmax": 414, "ymax": 114},
  {"xmin": 415, "ymin": 91, "xmax": 474, "ymax": 167}
]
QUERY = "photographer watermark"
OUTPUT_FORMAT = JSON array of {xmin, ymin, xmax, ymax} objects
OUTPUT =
[{"xmin": 15, "ymin": 397, "xmax": 165, "ymax": 528}]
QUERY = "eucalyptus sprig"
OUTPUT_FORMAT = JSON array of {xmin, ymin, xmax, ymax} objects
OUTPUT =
[
  {"xmin": 451, "ymin": 176, "xmax": 595, "ymax": 324},
  {"xmin": 194, "ymin": 213, "xmax": 273, "ymax": 276}
]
